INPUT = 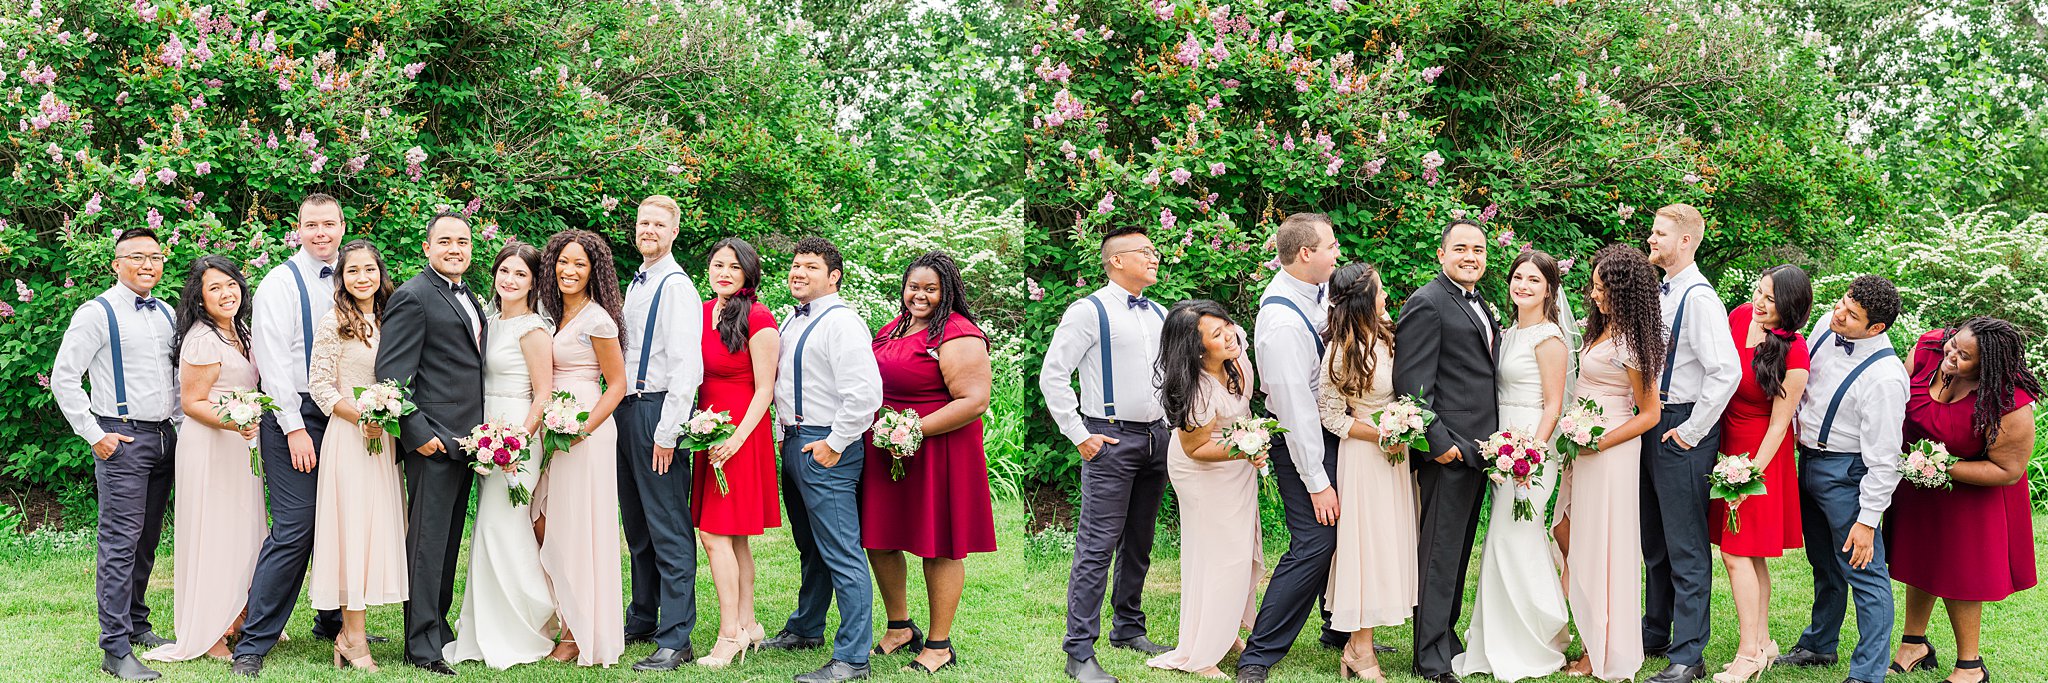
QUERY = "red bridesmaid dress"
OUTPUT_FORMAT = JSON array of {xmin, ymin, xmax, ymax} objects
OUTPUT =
[
  {"xmin": 1887, "ymin": 330, "xmax": 2039, "ymax": 601},
  {"xmin": 691, "ymin": 300, "xmax": 782, "ymax": 535},
  {"xmin": 1709, "ymin": 303, "xmax": 1807, "ymax": 556},
  {"xmin": 859, "ymin": 314, "xmax": 998, "ymax": 560}
]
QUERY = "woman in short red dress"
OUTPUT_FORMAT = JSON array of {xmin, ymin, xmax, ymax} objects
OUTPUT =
[
  {"xmin": 862, "ymin": 251, "xmax": 996, "ymax": 674},
  {"xmin": 1707, "ymin": 267, "xmax": 1811, "ymax": 680},
  {"xmin": 690, "ymin": 238, "xmax": 783, "ymax": 667},
  {"xmin": 1887, "ymin": 319, "xmax": 2039, "ymax": 683}
]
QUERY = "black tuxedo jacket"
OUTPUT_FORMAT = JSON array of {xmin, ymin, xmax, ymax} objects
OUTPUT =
[
  {"xmin": 1392, "ymin": 273, "xmax": 1501, "ymax": 468},
  {"xmin": 374, "ymin": 271, "xmax": 486, "ymax": 455}
]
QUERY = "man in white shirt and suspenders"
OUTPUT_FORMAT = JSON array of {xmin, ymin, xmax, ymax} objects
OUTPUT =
[{"xmin": 1040, "ymin": 227, "xmax": 1170, "ymax": 683}]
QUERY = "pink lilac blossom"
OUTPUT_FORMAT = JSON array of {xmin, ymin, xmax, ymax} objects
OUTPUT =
[
  {"xmin": 1294, "ymin": 77, "xmax": 1311, "ymax": 92},
  {"xmin": 1207, "ymin": 39, "xmax": 1228, "ymax": 63},
  {"xmin": 343, "ymin": 154, "xmax": 370, "ymax": 175},
  {"xmin": 1363, "ymin": 157, "xmax": 1386, "ymax": 177},
  {"xmin": 403, "ymin": 62, "xmax": 425, "ymax": 79},
  {"xmin": 134, "ymin": 0, "xmax": 157, "ymax": 22},
  {"xmin": 0, "ymin": 302, "xmax": 14, "ymax": 318},
  {"xmin": 159, "ymin": 34, "xmax": 187, "ymax": 68},
  {"xmin": 128, "ymin": 169, "xmax": 148, "ymax": 190},
  {"xmin": 81, "ymin": 193, "xmax": 104, "ymax": 216},
  {"xmin": 405, "ymin": 146, "xmax": 427, "ymax": 181},
  {"xmin": 155, "ymin": 168, "xmax": 178, "ymax": 185},
  {"xmin": 1421, "ymin": 65, "xmax": 1445, "ymax": 83},
  {"xmin": 1159, "ymin": 208, "xmax": 1177, "ymax": 231},
  {"xmin": 1206, "ymin": 95, "xmax": 1222, "ymax": 109},
  {"xmin": 1131, "ymin": 89, "xmax": 1145, "ymax": 104},
  {"xmin": 17, "ymin": 279, "xmax": 34, "ymax": 303},
  {"xmin": 1209, "ymin": 162, "xmax": 1226, "ymax": 176},
  {"xmin": 1282, "ymin": 134, "xmax": 1296, "ymax": 151},
  {"xmin": 1618, "ymin": 204, "xmax": 1636, "ymax": 220},
  {"xmin": 1141, "ymin": 168, "xmax": 1161, "ymax": 187},
  {"xmin": 479, "ymin": 223, "xmax": 499, "ymax": 241},
  {"xmin": 146, "ymin": 208, "xmax": 164, "ymax": 230},
  {"xmin": 193, "ymin": 161, "xmax": 211, "ymax": 176},
  {"xmin": 1325, "ymin": 157, "xmax": 1344, "ymax": 176},
  {"xmin": 1175, "ymin": 33, "xmax": 1202, "ymax": 66},
  {"xmin": 1169, "ymin": 168, "xmax": 1191, "ymax": 185},
  {"xmin": 1096, "ymin": 192, "xmax": 1116, "ymax": 215},
  {"xmin": 308, "ymin": 153, "xmax": 328, "ymax": 174},
  {"xmin": 1480, "ymin": 203, "xmax": 1500, "ymax": 223},
  {"xmin": 1496, "ymin": 229, "xmax": 1515, "ymax": 246},
  {"xmin": 1152, "ymin": 0, "xmax": 1173, "ymax": 21},
  {"xmin": 190, "ymin": 40, "xmax": 213, "ymax": 65}
]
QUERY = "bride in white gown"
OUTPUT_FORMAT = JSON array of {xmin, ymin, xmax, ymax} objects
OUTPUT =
[
  {"xmin": 445, "ymin": 243, "xmax": 558, "ymax": 669},
  {"xmin": 1452, "ymin": 250, "xmax": 1574, "ymax": 682}
]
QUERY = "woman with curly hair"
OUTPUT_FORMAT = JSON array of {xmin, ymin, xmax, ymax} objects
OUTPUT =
[
  {"xmin": 1556, "ymin": 244, "xmax": 1665, "ymax": 681},
  {"xmin": 1886, "ymin": 316, "xmax": 2040, "ymax": 683},
  {"xmin": 534, "ymin": 229, "xmax": 631, "ymax": 667}
]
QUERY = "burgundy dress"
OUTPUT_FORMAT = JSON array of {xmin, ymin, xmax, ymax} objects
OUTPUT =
[
  {"xmin": 859, "ymin": 314, "xmax": 998, "ymax": 560},
  {"xmin": 1887, "ymin": 330, "xmax": 2039, "ymax": 601},
  {"xmin": 691, "ymin": 301, "xmax": 782, "ymax": 536},
  {"xmin": 1709, "ymin": 303, "xmax": 1807, "ymax": 556}
]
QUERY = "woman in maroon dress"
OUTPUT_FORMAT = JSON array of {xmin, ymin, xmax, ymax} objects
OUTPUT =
[
  {"xmin": 1707, "ymin": 265, "xmax": 1811, "ymax": 682},
  {"xmin": 862, "ymin": 251, "xmax": 996, "ymax": 674},
  {"xmin": 690, "ymin": 238, "xmax": 783, "ymax": 667},
  {"xmin": 1887, "ymin": 318, "xmax": 2039, "ymax": 683}
]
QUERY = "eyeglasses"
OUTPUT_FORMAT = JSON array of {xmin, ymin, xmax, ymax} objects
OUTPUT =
[
  {"xmin": 116, "ymin": 254, "xmax": 169, "ymax": 266},
  {"xmin": 1109, "ymin": 246, "xmax": 1161, "ymax": 261}
]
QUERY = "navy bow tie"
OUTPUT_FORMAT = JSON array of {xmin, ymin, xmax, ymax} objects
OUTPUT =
[
  {"xmin": 319, "ymin": 265, "xmax": 334, "ymax": 279},
  {"xmin": 633, "ymin": 271, "xmax": 647, "ymax": 285},
  {"xmin": 1316, "ymin": 286, "xmax": 1327, "ymax": 304},
  {"xmin": 794, "ymin": 303, "xmax": 813, "ymax": 318},
  {"xmin": 1126, "ymin": 295, "xmax": 1152, "ymax": 311},
  {"xmin": 1660, "ymin": 282, "xmax": 1672, "ymax": 295},
  {"xmin": 1835, "ymin": 335, "xmax": 1855, "ymax": 354},
  {"xmin": 134, "ymin": 297, "xmax": 161, "ymax": 312}
]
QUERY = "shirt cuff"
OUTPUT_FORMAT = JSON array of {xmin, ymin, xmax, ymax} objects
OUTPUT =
[
  {"xmin": 1856, "ymin": 508, "xmax": 1885, "ymax": 528},
  {"xmin": 277, "ymin": 408, "xmax": 305, "ymax": 434},
  {"xmin": 826, "ymin": 432, "xmax": 858, "ymax": 454},
  {"xmin": 1059, "ymin": 421, "xmax": 1090, "ymax": 446},
  {"xmin": 1300, "ymin": 471, "xmax": 1331, "ymax": 494},
  {"xmin": 653, "ymin": 427, "xmax": 680, "ymax": 450},
  {"xmin": 1676, "ymin": 421, "xmax": 1711, "ymax": 448},
  {"xmin": 78, "ymin": 426, "xmax": 108, "ymax": 446}
]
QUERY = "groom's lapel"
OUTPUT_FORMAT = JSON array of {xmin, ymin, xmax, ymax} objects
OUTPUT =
[
  {"xmin": 1435, "ymin": 275, "xmax": 1497, "ymax": 368},
  {"xmin": 430, "ymin": 281, "xmax": 483, "ymax": 355}
]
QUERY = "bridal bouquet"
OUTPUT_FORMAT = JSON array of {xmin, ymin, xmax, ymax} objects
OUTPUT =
[
  {"xmin": 872, "ymin": 407, "xmax": 925, "ymax": 481},
  {"xmin": 212, "ymin": 389, "xmax": 279, "ymax": 476},
  {"xmin": 678, "ymin": 409, "xmax": 737, "ymax": 495},
  {"xmin": 1220, "ymin": 415, "xmax": 1286, "ymax": 476},
  {"xmin": 538, "ymin": 390, "xmax": 589, "ymax": 471},
  {"xmin": 1369, "ymin": 393, "xmax": 1434, "ymax": 463},
  {"xmin": 353, "ymin": 379, "xmax": 415, "ymax": 455},
  {"xmin": 1708, "ymin": 453, "xmax": 1768, "ymax": 532},
  {"xmin": 1480, "ymin": 430, "xmax": 1548, "ymax": 521},
  {"xmin": 458, "ymin": 422, "xmax": 531, "ymax": 506},
  {"xmin": 1900, "ymin": 440, "xmax": 1959, "ymax": 489},
  {"xmin": 1553, "ymin": 398, "xmax": 1609, "ymax": 465}
]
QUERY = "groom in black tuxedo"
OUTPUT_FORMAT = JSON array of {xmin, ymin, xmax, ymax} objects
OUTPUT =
[
  {"xmin": 1393, "ymin": 219, "xmax": 1500, "ymax": 683},
  {"xmin": 375, "ymin": 213, "xmax": 486, "ymax": 677}
]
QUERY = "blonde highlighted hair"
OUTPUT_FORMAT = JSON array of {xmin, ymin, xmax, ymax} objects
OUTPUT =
[{"xmin": 640, "ymin": 194, "xmax": 682, "ymax": 225}]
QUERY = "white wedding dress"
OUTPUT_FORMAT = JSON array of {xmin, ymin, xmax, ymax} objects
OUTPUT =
[
  {"xmin": 444, "ymin": 313, "xmax": 557, "ymax": 669},
  {"xmin": 1452, "ymin": 321, "xmax": 1573, "ymax": 681}
]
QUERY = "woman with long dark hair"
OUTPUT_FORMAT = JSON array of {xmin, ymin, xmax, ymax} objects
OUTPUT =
[
  {"xmin": 1887, "ymin": 317, "xmax": 2040, "ymax": 683},
  {"xmin": 306, "ymin": 240, "xmax": 406, "ymax": 671},
  {"xmin": 1454, "ymin": 250, "xmax": 1573, "ymax": 681},
  {"xmin": 141, "ymin": 256, "xmax": 265, "ymax": 664},
  {"xmin": 1316, "ymin": 262, "xmax": 1415, "ymax": 681},
  {"xmin": 1145, "ymin": 300, "xmax": 1264, "ymax": 680},
  {"xmin": 863, "ymin": 251, "xmax": 996, "ymax": 674},
  {"xmin": 445, "ymin": 239, "xmax": 558, "ymax": 669},
  {"xmin": 690, "ymin": 238, "xmax": 783, "ymax": 667},
  {"xmin": 1556, "ymin": 245, "xmax": 1664, "ymax": 681},
  {"xmin": 1707, "ymin": 265, "xmax": 1813, "ymax": 682}
]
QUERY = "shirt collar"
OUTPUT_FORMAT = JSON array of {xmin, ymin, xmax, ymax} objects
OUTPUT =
[
  {"xmin": 438, "ymin": 272, "xmax": 464, "ymax": 290},
  {"xmin": 1271, "ymin": 268, "xmax": 1321, "ymax": 302},
  {"xmin": 1099, "ymin": 280, "xmax": 1144, "ymax": 301},
  {"xmin": 799, "ymin": 293, "xmax": 845, "ymax": 315},
  {"xmin": 104, "ymin": 283, "xmax": 148, "ymax": 301},
  {"xmin": 636, "ymin": 254, "xmax": 679, "ymax": 279},
  {"xmin": 1836, "ymin": 328, "xmax": 1896, "ymax": 361},
  {"xmin": 1440, "ymin": 271, "xmax": 1479, "ymax": 294},
  {"xmin": 294, "ymin": 248, "xmax": 332, "ymax": 272},
  {"xmin": 1664, "ymin": 263, "xmax": 1703, "ymax": 287}
]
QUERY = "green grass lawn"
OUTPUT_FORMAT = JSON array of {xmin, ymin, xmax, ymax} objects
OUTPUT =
[{"xmin": 2, "ymin": 501, "xmax": 2044, "ymax": 682}]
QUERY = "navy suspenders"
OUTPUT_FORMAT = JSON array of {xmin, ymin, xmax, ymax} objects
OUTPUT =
[
  {"xmin": 1815, "ymin": 344, "xmax": 1896, "ymax": 450},
  {"xmin": 1659, "ymin": 282, "xmax": 1713, "ymax": 403},
  {"xmin": 633, "ymin": 271, "xmax": 684, "ymax": 392},
  {"xmin": 284, "ymin": 260, "xmax": 315, "ymax": 369},
  {"xmin": 791, "ymin": 305, "xmax": 847, "ymax": 424},
  {"xmin": 92, "ymin": 295, "xmax": 172, "ymax": 419},
  {"xmin": 1260, "ymin": 296, "xmax": 1324, "ymax": 357},
  {"xmin": 1083, "ymin": 294, "xmax": 1163, "ymax": 421}
]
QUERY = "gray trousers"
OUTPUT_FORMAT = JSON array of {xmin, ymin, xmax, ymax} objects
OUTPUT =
[
  {"xmin": 235, "ymin": 398, "xmax": 342, "ymax": 658},
  {"xmin": 94, "ymin": 417, "xmax": 176, "ymax": 658},
  {"xmin": 1641, "ymin": 403, "xmax": 1719, "ymax": 666},
  {"xmin": 781, "ymin": 425, "xmax": 872, "ymax": 663},
  {"xmin": 1795, "ymin": 447, "xmax": 1894, "ymax": 682},
  {"xmin": 616, "ymin": 392, "xmax": 698, "ymax": 651},
  {"xmin": 1062, "ymin": 417, "xmax": 1169, "ymax": 660}
]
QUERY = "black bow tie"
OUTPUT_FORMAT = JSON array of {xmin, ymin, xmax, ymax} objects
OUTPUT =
[
  {"xmin": 1461, "ymin": 290, "xmax": 1481, "ymax": 303},
  {"xmin": 448, "ymin": 280, "xmax": 467, "ymax": 293},
  {"xmin": 633, "ymin": 271, "xmax": 648, "ymax": 285},
  {"xmin": 794, "ymin": 303, "xmax": 813, "ymax": 318},
  {"xmin": 319, "ymin": 265, "xmax": 333, "ymax": 279},
  {"xmin": 1835, "ymin": 335, "xmax": 1855, "ymax": 354},
  {"xmin": 1126, "ymin": 295, "xmax": 1152, "ymax": 311},
  {"xmin": 134, "ymin": 297, "xmax": 161, "ymax": 312}
]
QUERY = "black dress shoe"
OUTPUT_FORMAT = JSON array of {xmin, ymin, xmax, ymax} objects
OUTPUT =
[
  {"xmin": 1109, "ymin": 635, "xmax": 1171, "ymax": 655},
  {"xmin": 1420, "ymin": 673, "xmax": 1462, "ymax": 683},
  {"xmin": 128, "ymin": 631, "xmax": 174, "ymax": 650},
  {"xmin": 793, "ymin": 659, "xmax": 870, "ymax": 682},
  {"xmin": 1646, "ymin": 663, "xmax": 1706, "ymax": 683},
  {"xmin": 763, "ymin": 630, "xmax": 827, "ymax": 651},
  {"xmin": 1776, "ymin": 647, "xmax": 1839, "ymax": 668},
  {"xmin": 229, "ymin": 654, "xmax": 263, "ymax": 678},
  {"xmin": 1235, "ymin": 664, "xmax": 1269, "ymax": 682},
  {"xmin": 101, "ymin": 653, "xmax": 161, "ymax": 681},
  {"xmin": 1066, "ymin": 655, "xmax": 1119, "ymax": 683},
  {"xmin": 631, "ymin": 647, "xmax": 692, "ymax": 672},
  {"xmin": 410, "ymin": 659, "xmax": 459, "ymax": 676}
]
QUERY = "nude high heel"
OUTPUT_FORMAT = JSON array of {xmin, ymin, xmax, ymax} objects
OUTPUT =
[
  {"xmin": 695, "ymin": 635, "xmax": 749, "ymax": 668},
  {"xmin": 333, "ymin": 634, "xmax": 378, "ymax": 672}
]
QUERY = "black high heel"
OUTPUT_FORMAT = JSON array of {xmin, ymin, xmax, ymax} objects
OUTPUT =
[
  {"xmin": 1892, "ymin": 634, "xmax": 1938, "ymax": 673},
  {"xmin": 1947, "ymin": 657, "xmax": 1989, "ymax": 683},
  {"xmin": 904, "ymin": 639, "xmax": 960, "ymax": 674},
  {"xmin": 873, "ymin": 619, "xmax": 925, "ymax": 655}
]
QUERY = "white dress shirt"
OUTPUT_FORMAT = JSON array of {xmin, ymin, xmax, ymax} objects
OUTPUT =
[
  {"xmin": 623, "ymin": 254, "xmax": 706, "ymax": 448},
  {"xmin": 1796, "ymin": 316, "xmax": 1910, "ymax": 527},
  {"xmin": 52, "ymin": 283, "xmax": 180, "ymax": 443},
  {"xmin": 1254, "ymin": 269, "xmax": 1332, "ymax": 493},
  {"xmin": 1038, "ymin": 282, "xmax": 1167, "ymax": 444},
  {"xmin": 437, "ymin": 272, "xmax": 483, "ymax": 344},
  {"xmin": 1658, "ymin": 263, "xmax": 1741, "ymax": 445},
  {"xmin": 1455, "ymin": 280, "xmax": 1495, "ymax": 347},
  {"xmin": 252, "ymin": 249, "xmax": 337, "ymax": 433},
  {"xmin": 774, "ymin": 293, "xmax": 884, "ymax": 453}
]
